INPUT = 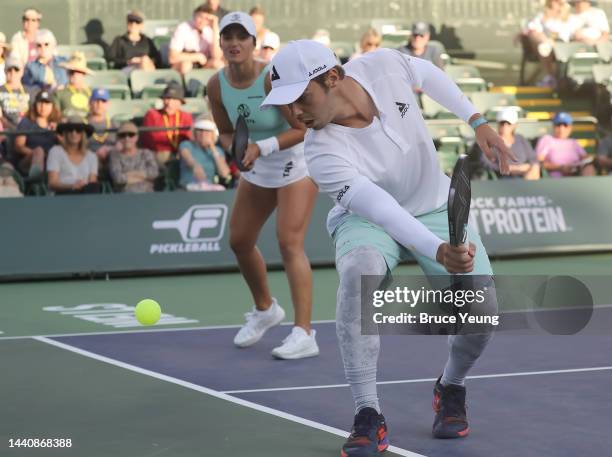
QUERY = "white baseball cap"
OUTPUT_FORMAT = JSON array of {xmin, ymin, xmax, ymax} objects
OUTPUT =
[
  {"xmin": 496, "ymin": 107, "xmax": 519, "ymax": 125},
  {"xmin": 261, "ymin": 31, "xmax": 280, "ymax": 50},
  {"xmin": 261, "ymin": 40, "xmax": 338, "ymax": 109},
  {"xmin": 194, "ymin": 118, "xmax": 219, "ymax": 135},
  {"xmin": 219, "ymin": 11, "xmax": 256, "ymax": 37}
]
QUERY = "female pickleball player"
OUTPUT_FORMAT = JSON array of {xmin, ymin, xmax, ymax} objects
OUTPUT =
[
  {"xmin": 261, "ymin": 40, "xmax": 514, "ymax": 455},
  {"xmin": 207, "ymin": 13, "xmax": 319, "ymax": 359}
]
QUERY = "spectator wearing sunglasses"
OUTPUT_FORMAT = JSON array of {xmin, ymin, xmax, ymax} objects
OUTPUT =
[
  {"xmin": 350, "ymin": 28, "xmax": 382, "ymax": 60},
  {"xmin": 397, "ymin": 22, "xmax": 444, "ymax": 69},
  {"xmin": 10, "ymin": 8, "xmax": 42, "ymax": 67},
  {"xmin": 536, "ymin": 111, "xmax": 596, "ymax": 177},
  {"xmin": 22, "ymin": 29, "xmax": 68, "ymax": 90},
  {"xmin": 54, "ymin": 52, "xmax": 94, "ymax": 117},
  {"xmin": 109, "ymin": 10, "xmax": 161, "ymax": 72},
  {"xmin": 109, "ymin": 122, "xmax": 158, "ymax": 193},
  {"xmin": 0, "ymin": 56, "xmax": 36, "ymax": 130},
  {"xmin": 47, "ymin": 115, "xmax": 100, "ymax": 194}
]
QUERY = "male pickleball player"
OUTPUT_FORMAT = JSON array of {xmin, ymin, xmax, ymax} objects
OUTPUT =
[{"xmin": 261, "ymin": 40, "xmax": 514, "ymax": 456}]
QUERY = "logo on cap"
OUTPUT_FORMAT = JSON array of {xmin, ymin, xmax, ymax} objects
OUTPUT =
[
  {"xmin": 308, "ymin": 65, "xmax": 327, "ymax": 78},
  {"xmin": 230, "ymin": 13, "xmax": 241, "ymax": 21},
  {"xmin": 271, "ymin": 66, "xmax": 280, "ymax": 82}
]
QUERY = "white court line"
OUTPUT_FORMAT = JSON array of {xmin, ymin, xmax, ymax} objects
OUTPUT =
[
  {"xmin": 0, "ymin": 319, "xmax": 336, "ymax": 341},
  {"xmin": 32, "ymin": 336, "xmax": 424, "ymax": 457},
  {"xmin": 222, "ymin": 366, "xmax": 612, "ymax": 395}
]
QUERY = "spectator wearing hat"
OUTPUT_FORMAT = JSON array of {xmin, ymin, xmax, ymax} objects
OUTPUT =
[
  {"xmin": 480, "ymin": 108, "xmax": 540, "ymax": 179},
  {"xmin": 109, "ymin": 122, "xmax": 158, "ymax": 193},
  {"xmin": 141, "ymin": 82, "xmax": 193, "ymax": 165},
  {"xmin": 14, "ymin": 89, "xmax": 60, "ymax": 177},
  {"xmin": 0, "ymin": 56, "xmax": 36, "ymax": 130},
  {"xmin": 569, "ymin": 0, "xmax": 609, "ymax": 44},
  {"xmin": 204, "ymin": 0, "xmax": 229, "ymax": 21},
  {"xmin": 350, "ymin": 28, "xmax": 382, "ymax": 60},
  {"xmin": 398, "ymin": 22, "xmax": 444, "ymax": 69},
  {"xmin": 109, "ymin": 10, "xmax": 161, "ymax": 72},
  {"xmin": 169, "ymin": 3, "xmax": 223, "ymax": 75},
  {"xmin": 87, "ymin": 88, "xmax": 116, "ymax": 173},
  {"xmin": 53, "ymin": 52, "xmax": 94, "ymax": 117},
  {"xmin": 47, "ymin": 115, "xmax": 100, "ymax": 194},
  {"xmin": 10, "ymin": 8, "xmax": 42, "ymax": 67},
  {"xmin": 258, "ymin": 31, "xmax": 280, "ymax": 63},
  {"xmin": 22, "ymin": 29, "xmax": 68, "ymax": 90},
  {"xmin": 536, "ymin": 111, "xmax": 596, "ymax": 177},
  {"xmin": 179, "ymin": 116, "xmax": 230, "ymax": 189}
]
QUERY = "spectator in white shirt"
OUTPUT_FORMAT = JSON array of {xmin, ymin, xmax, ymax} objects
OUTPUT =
[
  {"xmin": 169, "ymin": 3, "xmax": 223, "ymax": 74},
  {"xmin": 569, "ymin": 0, "xmax": 610, "ymax": 44},
  {"xmin": 10, "ymin": 8, "xmax": 42, "ymax": 67},
  {"xmin": 524, "ymin": 0, "xmax": 572, "ymax": 87}
]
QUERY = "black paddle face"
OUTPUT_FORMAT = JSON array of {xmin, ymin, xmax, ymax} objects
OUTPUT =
[
  {"xmin": 231, "ymin": 114, "xmax": 250, "ymax": 172},
  {"xmin": 447, "ymin": 155, "xmax": 471, "ymax": 247}
]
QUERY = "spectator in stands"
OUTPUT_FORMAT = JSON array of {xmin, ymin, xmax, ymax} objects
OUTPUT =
[
  {"xmin": 205, "ymin": 0, "xmax": 229, "ymax": 21},
  {"xmin": 596, "ymin": 128, "xmax": 612, "ymax": 174},
  {"xmin": 54, "ymin": 52, "xmax": 93, "ymax": 117},
  {"xmin": 109, "ymin": 10, "xmax": 162, "ymax": 72},
  {"xmin": 22, "ymin": 29, "xmax": 68, "ymax": 90},
  {"xmin": 480, "ymin": 108, "xmax": 541, "ymax": 179},
  {"xmin": 350, "ymin": 28, "xmax": 382, "ymax": 60},
  {"xmin": 14, "ymin": 89, "xmax": 60, "ymax": 177},
  {"xmin": 524, "ymin": 0, "xmax": 572, "ymax": 88},
  {"xmin": 250, "ymin": 6, "xmax": 270, "ymax": 51},
  {"xmin": 87, "ymin": 88, "xmax": 115, "ymax": 176},
  {"xmin": 0, "ymin": 33, "xmax": 11, "ymax": 85},
  {"xmin": 141, "ymin": 82, "xmax": 193, "ymax": 166},
  {"xmin": 109, "ymin": 122, "xmax": 158, "ymax": 193},
  {"xmin": 398, "ymin": 22, "xmax": 444, "ymax": 68},
  {"xmin": 10, "ymin": 8, "xmax": 42, "ymax": 67},
  {"xmin": 0, "ymin": 56, "xmax": 36, "ymax": 130},
  {"xmin": 536, "ymin": 111, "xmax": 596, "ymax": 177},
  {"xmin": 258, "ymin": 31, "xmax": 280, "ymax": 63},
  {"xmin": 47, "ymin": 115, "xmax": 100, "ymax": 194},
  {"xmin": 169, "ymin": 4, "xmax": 223, "ymax": 74},
  {"xmin": 179, "ymin": 117, "xmax": 230, "ymax": 190},
  {"xmin": 570, "ymin": 0, "xmax": 610, "ymax": 44}
]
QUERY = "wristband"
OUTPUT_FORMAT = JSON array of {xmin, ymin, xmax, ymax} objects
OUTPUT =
[
  {"xmin": 255, "ymin": 136, "xmax": 279, "ymax": 157},
  {"xmin": 469, "ymin": 116, "xmax": 488, "ymax": 130}
]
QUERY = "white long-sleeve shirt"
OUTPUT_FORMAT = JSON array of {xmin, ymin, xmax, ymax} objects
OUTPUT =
[{"xmin": 305, "ymin": 48, "xmax": 478, "ymax": 260}]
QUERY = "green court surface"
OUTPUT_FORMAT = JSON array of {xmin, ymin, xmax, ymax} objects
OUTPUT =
[
  {"xmin": 1, "ymin": 253, "xmax": 611, "ymax": 457},
  {"xmin": 1, "ymin": 253, "xmax": 611, "ymax": 339}
]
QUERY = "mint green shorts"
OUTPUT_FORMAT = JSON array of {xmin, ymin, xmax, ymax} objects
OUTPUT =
[{"xmin": 332, "ymin": 205, "xmax": 493, "ymax": 276}]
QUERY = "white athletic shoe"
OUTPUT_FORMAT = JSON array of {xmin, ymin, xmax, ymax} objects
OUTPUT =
[
  {"xmin": 233, "ymin": 298, "xmax": 286, "ymax": 348},
  {"xmin": 271, "ymin": 326, "xmax": 319, "ymax": 360}
]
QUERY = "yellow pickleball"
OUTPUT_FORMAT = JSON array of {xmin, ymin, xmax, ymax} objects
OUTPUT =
[{"xmin": 135, "ymin": 299, "xmax": 162, "ymax": 326}]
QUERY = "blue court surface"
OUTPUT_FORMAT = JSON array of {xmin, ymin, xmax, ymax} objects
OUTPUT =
[{"xmin": 50, "ymin": 320, "xmax": 612, "ymax": 457}]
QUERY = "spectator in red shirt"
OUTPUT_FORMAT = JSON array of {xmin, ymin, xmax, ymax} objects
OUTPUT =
[{"xmin": 141, "ymin": 82, "xmax": 192, "ymax": 166}]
